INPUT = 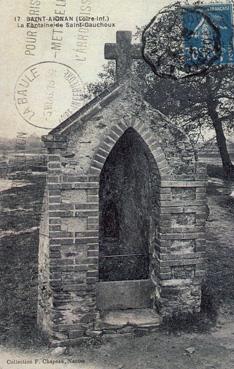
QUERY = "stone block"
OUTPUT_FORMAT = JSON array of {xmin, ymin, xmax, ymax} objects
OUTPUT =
[
  {"xmin": 48, "ymin": 155, "xmax": 61, "ymax": 161},
  {"xmin": 96, "ymin": 279, "xmax": 154, "ymax": 310},
  {"xmin": 48, "ymin": 190, "xmax": 61, "ymax": 196},
  {"xmin": 92, "ymin": 160, "xmax": 103, "ymax": 170},
  {"xmin": 59, "ymin": 238, "xmax": 75, "ymax": 245},
  {"xmin": 62, "ymin": 190, "xmax": 87, "ymax": 203},
  {"xmin": 87, "ymin": 250, "xmax": 98, "ymax": 257},
  {"xmin": 90, "ymin": 166, "xmax": 101, "ymax": 175},
  {"xmin": 49, "ymin": 225, "xmax": 61, "ymax": 232},
  {"xmin": 171, "ymin": 265, "xmax": 195, "ymax": 279},
  {"xmin": 62, "ymin": 175, "xmax": 88, "ymax": 183},
  {"xmin": 171, "ymin": 213, "xmax": 196, "ymax": 227},
  {"xmin": 171, "ymin": 187, "xmax": 196, "ymax": 201},
  {"xmin": 171, "ymin": 240, "xmax": 195, "ymax": 254},
  {"xmin": 74, "ymin": 265, "xmax": 89, "ymax": 272},
  {"xmin": 75, "ymin": 210, "xmax": 98, "ymax": 217},
  {"xmin": 87, "ymin": 195, "xmax": 99, "ymax": 203},
  {"xmin": 49, "ymin": 197, "xmax": 61, "ymax": 204},
  {"xmin": 61, "ymin": 218, "xmax": 87, "ymax": 233},
  {"xmin": 48, "ymin": 175, "xmax": 60, "ymax": 183}
]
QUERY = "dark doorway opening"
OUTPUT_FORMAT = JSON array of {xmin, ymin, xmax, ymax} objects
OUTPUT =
[{"xmin": 99, "ymin": 127, "xmax": 159, "ymax": 283}]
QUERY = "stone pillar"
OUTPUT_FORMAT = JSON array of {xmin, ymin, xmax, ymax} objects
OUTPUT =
[
  {"xmin": 38, "ymin": 136, "xmax": 101, "ymax": 344},
  {"xmin": 156, "ymin": 173, "xmax": 207, "ymax": 317}
]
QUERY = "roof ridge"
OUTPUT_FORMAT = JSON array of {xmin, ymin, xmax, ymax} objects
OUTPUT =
[{"xmin": 48, "ymin": 80, "xmax": 121, "ymax": 136}]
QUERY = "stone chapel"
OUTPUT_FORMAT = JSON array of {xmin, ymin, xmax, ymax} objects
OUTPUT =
[{"xmin": 38, "ymin": 31, "xmax": 207, "ymax": 345}]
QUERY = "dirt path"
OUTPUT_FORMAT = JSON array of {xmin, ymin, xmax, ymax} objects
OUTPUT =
[{"xmin": 0, "ymin": 322, "xmax": 234, "ymax": 369}]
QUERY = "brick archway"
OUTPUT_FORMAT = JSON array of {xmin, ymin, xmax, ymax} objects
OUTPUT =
[{"xmin": 89, "ymin": 119, "xmax": 171, "ymax": 178}]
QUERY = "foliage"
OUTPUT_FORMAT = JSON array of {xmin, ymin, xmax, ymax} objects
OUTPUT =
[{"xmin": 85, "ymin": 2, "xmax": 234, "ymax": 177}]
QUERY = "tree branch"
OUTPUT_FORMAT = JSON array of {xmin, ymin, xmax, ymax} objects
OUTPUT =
[{"xmin": 217, "ymin": 94, "xmax": 234, "ymax": 100}]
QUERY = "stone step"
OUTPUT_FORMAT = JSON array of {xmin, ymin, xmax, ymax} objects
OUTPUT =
[
  {"xmin": 96, "ymin": 279, "xmax": 154, "ymax": 310},
  {"xmin": 96, "ymin": 308, "xmax": 161, "ymax": 330}
]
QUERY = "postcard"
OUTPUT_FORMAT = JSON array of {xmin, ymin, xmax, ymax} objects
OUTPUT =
[{"xmin": 0, "ymin": 1, "xmax": 234, "ymax": 368}]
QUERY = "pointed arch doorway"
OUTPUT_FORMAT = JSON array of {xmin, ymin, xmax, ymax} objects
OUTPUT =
[{"xmin": 97, "ymin": 127, "xmax": 160, "ymax": 311}]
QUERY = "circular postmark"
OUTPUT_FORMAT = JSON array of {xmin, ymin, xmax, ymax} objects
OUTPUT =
[
  {"xmin": 142, "ymin": 2, "xmax": 222, "ymax": 79},
  {"xmin": 14, "ymin": 61, "xmax": 84, "ymax": 130}
]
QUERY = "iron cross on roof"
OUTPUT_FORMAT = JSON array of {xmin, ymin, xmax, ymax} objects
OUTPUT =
[{"xmin": 104, "ymin": 31, "xmax": 142, "ymax": 81}]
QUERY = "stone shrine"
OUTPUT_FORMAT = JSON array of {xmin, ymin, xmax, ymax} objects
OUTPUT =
[{"xmin": 38, "ymin": 31, "xmax": 207, "ymax": 345}]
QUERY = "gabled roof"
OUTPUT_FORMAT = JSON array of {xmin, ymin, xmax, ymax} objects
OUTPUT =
[
  {"xmin": 46, "ymin": 76, "xmax": 170, "ymax": 138},
  {"xmin": 48, "ymin": 79, "xmax": 126, "ymax": 137}
]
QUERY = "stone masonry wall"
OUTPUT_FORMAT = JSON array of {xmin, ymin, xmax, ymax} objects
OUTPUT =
[
  {"xmin": 41, "ymin": 153, "xmax": 100, "ymax": 344},
  {"xmin": 38, "ymin": 83, "xmax": 207, "ymax": 344},
  {"xmin": 155, "ymin": 176, "xmax": 207, "ymax": 316},
  {"xmin": 50, "ymin": 82, "xmax": 196, "ymax": 179}
]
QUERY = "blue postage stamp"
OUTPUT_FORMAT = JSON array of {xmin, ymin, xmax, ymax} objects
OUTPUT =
[{"xmin": 183, "ymin": 3, "xmax": 234, "ymax": 67}]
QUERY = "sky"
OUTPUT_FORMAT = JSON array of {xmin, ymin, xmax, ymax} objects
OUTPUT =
[{"xmin": 0, "ymin": 0, "xmax": 174, "ymax": 138}]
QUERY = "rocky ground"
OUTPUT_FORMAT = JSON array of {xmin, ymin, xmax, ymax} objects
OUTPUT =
[{"xmin": 0, "ymin": 170, "xmax": 233, "ymax": 369}]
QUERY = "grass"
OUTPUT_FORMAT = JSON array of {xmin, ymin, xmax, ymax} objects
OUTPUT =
[{"xmin": 0, "ymin": 173, "xmax": 47, "ymax": 348}]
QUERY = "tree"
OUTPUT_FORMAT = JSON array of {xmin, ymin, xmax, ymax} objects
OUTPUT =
[
  {"xmin": 141, "ymin": 1, "xmax": 234, "ymax": 178},
  {"xmin": 85, "ymin": 3, "xmax": 234, "ymax": 178}
]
